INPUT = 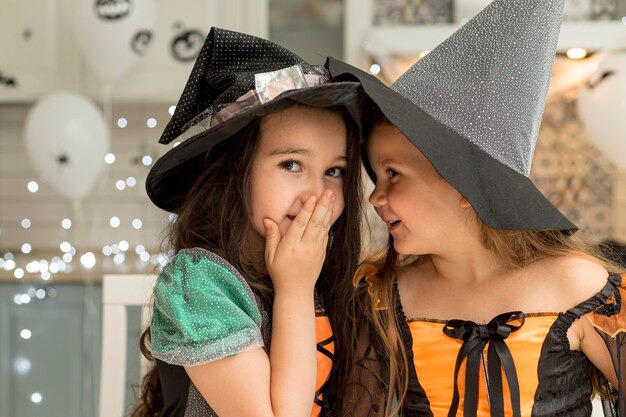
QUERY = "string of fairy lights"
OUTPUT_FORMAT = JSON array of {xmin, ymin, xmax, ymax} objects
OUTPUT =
[
  {"xmin": 0, "ymin": 104, "xmax": 184, "ymax": 408},
  {"xmin": 1, "ymin": 105, "xmax": 180, "ymax": 285}
]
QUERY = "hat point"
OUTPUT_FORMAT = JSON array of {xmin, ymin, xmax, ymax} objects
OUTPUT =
[{"xmin": 390, "ymin": 0, "xmax": 565, "ymax": 176}]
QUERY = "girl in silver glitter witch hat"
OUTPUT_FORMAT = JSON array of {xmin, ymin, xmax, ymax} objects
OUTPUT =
[
  {"xmin": 325, "ymin": 0, "xmax": 626, "ymax": 415},
  {"xmin": 132, "ymin": 27, "xmax": 366, "ymax": 417}
]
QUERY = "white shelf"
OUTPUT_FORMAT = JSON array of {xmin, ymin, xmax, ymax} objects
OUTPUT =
[{"xmin": 362, "ymin": 21, "xmax": 626, "ymax": 55}]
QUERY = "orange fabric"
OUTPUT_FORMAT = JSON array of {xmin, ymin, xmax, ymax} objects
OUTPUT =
[
  {"xmin": 354, "ymin": 263, "xmax": 381, "ymax": 286},
  {"xmin": 354, "ymin": 263, "xmax": 389, "ymax": 310},
  {"xmin": 408, "ymin": 315, "xmax": 558, "ymax": 417},
  {"xmin": 311, "ymin": 315, "xmax": 334, "ymax": 417},
  {"xmin": 586, "ymin": 274, "xmax": 626, "ymax": 338}
]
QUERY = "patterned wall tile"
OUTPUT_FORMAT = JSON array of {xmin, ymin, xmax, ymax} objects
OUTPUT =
[
  {"xmin": 531, "ymin": 86, "xmax": 616, "ymax": 240},
  {"xmin": 590, "ymin": 0, "xmax": 622, "ymax": 20},
  {"xmin": 372, "ymin": 0, "xmax": 626, "ymax": 25},
  {"xmin": 373, "ymin": 0, "xmax": 453, "ymax": 25}
]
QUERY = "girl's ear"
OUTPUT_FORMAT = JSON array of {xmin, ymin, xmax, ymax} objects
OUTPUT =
[{"xmin": 460, "ymin": 197, "xmax": 472, "ymax": 209}]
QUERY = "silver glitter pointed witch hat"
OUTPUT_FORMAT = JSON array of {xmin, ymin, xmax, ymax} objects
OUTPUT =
[
  {"xmin": 328, "ymin": 0, "xmax": 576, "ymax": 232},
  {"xmin": 392, "ymin": 0, "xmax": 563, "ymax": 177}
]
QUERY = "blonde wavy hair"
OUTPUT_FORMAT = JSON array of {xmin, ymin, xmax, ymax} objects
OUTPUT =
[{"xmin": 360, "ymin": 212, "xmax": 623, "ymax": 414}]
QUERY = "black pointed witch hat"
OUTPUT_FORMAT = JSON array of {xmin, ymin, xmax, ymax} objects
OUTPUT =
[{"xmin": 146, "ymin": 27, "xmax": 364, "ymax": 212}]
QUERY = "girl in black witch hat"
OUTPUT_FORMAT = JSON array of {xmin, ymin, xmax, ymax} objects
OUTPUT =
[
  {"xmin": 327, "ymin": 0, "xmax": 626, "ymax": 415},
  {"xmin": 131, "ymin": 28, "xmax": 364, "ymax": 417}
]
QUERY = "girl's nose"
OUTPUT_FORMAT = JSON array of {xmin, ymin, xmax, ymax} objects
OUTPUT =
[
  {"xmin": 299, "ymin": 175, "xmax": 326, "ymax": 204},
  {"xmin": 368, "ymin": 184, "xmax": 386, "ymax": 207}
]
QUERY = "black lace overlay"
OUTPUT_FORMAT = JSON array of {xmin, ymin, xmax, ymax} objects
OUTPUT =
[
  {"xmin": 395, "ymin": 273, "xmax": 624, "ymax": 416},
  {"xmin": 595, "ymin": 286, "xmax": 622, "ymax": 317},
  {"xmin": 336, "ymin": 279, "xmax": 389, "ymax": 417},
  {"xmin": 337, "ymin": 272, "xmax": 626, "ymax": 416}
]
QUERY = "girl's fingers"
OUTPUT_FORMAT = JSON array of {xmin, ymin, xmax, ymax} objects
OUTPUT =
[
  {"xmin": 267, "ymin": 193, "xmax": 333, "ymax": 287},
  {"xmin": 301, "ymin": 190, "xmax": 334, "ymax": 243},
  {"xmin": 321, "ymin": 194, "xmax": 335, "ymax": 229},
  {"xmin": 282, "ymin": 195, "xmax": 316, "ymax": 245},
  {"xmin": 263, "ymin": 219, "xmax": 281, "ymax": 264}
]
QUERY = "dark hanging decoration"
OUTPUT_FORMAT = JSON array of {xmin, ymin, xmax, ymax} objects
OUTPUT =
[
  {"xmin": 0, "ymin": 71, "xmax": 18, "ymax": 88},
  {"xmin": 54, "ymin": 152, "xmax": 71, "ymax": 167},
  {"xmin": 94, "ymin": 0, "xmax": 133, "ymax": 21},
  {"xmin": 586, "ymin": 71, "xmax": 615, "ymax": 89},
  {"xmin": 131, "ymin": 29, "xmax": 153, "ymax": 56},
  {"xmin": 170, "ymin": 25, "xmax": 204, "ymax": 62}
]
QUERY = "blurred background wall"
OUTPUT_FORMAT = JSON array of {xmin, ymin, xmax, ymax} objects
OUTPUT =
[{"xmin": 0, "ymin": 0, "xmax": 625, "ymax": 415}]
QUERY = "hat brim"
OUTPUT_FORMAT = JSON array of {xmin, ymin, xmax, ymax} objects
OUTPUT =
[
  {"xmin": 328, "ymin": 58, "xmax": 576, "ymax": 233},
  {"xmin": 146, "ymin": 81, "xmax": 363, "ymax": 212}
]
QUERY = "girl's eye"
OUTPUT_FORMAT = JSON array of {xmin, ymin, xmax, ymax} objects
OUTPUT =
[
  {"xmin": 386, "ymin": 168, "xmax": 399, "ymax": 179},
  {"xmin": 280, "ymin": 160, "xmax": 302, "ymax": 172},
  {"xmin": 326, "ymin": 167, "xmax": 346, "ymax": 178}
]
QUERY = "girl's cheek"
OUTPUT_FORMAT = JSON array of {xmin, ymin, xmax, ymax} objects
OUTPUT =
[{"xmin": 335, "ymin": 195, "xmax": 346, "ymax": 217}]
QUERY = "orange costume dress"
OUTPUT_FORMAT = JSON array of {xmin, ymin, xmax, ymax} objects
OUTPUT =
[{"xmin": 342, "ymin": 267, "xmax": 626, "ymax": 417}]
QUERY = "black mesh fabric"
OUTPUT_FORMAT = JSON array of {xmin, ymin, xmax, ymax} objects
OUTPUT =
[
  {"xmin": 344, "ymin": 273, "xmax": 626, "ymax": 416},
  {"xmin": 336, "ymin": 280, "xmax": 389, "ymax": 417}
]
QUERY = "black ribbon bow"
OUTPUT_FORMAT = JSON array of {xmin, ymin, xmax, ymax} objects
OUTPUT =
[{"xmin": 443, "ymin": 311, "xmax": 525, "ymax": 417}]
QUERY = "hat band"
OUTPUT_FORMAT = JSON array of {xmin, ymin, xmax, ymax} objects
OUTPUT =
[
  {"xmin": 173, "ymin": 65, "xmax": 329, "ymax": 144},
  {"xmin": 211, "ymin": 65, "xmax": 329, "ymax": 127}
]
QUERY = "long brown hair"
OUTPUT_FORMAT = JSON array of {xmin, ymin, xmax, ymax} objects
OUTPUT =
[{"xmin": 130, "ymin": 104, "xmax": 363, "ymax": 417}]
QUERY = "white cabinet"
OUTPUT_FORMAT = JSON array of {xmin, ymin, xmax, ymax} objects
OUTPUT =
[
  {"xmin": 0, "ymin": 283, "xmax": 145, "ymax": 417},
  {"xmin": 344, "ymin": 0, "xmax": 626, "ymax": 70}
]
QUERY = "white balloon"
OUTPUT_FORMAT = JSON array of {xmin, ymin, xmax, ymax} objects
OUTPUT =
[
  {"xmin": 74, "ymin": 0, "xmax": 157, "ymax": 82},
  {"xmin": 578, "ymin": 51, "xmax": 626, "ymax": 170},
  {"xmin": 24, "ymin": 92, "xmax": 110, "ymax": 201}
]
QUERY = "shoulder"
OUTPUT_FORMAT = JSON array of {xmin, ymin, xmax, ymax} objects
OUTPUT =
[
  {"xmin": 155, "ymin": 247, "xmax": 257, "ymax": 308},
  {"xmin": 535, "ymin": 255, "xmax": 611, "ymax": 310},
  {"xmin": 159, "ymin": 248, "xmax": 246, "ymax": 286},
  {"xmin": 151, "ymin": 248, "xmax": 264, "ymax": 361},
  {"xmin": 164, "ymin": 248, "xmax": 242, "ymax": 278}
]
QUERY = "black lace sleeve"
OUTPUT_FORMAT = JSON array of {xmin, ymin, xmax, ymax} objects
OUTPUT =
[{"xmin": 586, "ymin": 274, "xmax": 626, "ymax": 416}]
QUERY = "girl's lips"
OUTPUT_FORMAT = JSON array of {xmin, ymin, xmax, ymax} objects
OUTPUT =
[{"xmin": 388, "ymin": 220, "xmax": 401, "ymax": 232}]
